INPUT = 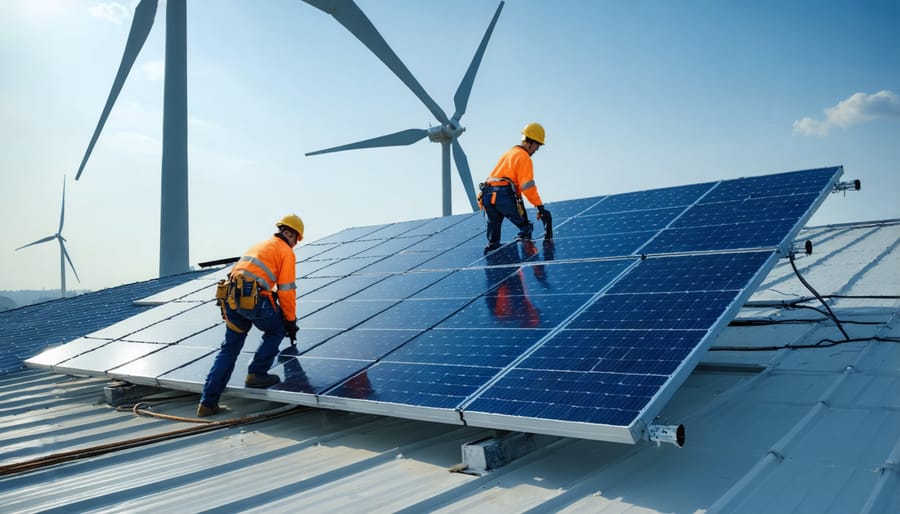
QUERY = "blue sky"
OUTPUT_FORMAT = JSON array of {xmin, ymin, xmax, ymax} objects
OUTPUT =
[{"xmin": 1, "ymin": 0, "xmax": 898, "ymax": 292}]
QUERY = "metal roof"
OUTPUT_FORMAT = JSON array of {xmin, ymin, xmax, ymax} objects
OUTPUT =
[{"xmin": 1, "ymin": 219, "xmax": 898, "ymax": 513}]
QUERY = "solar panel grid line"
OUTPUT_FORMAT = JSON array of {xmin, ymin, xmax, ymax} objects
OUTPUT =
[
  {"xmin": 630, "ymin": 179, "xmax": 722, "ymax": 257},
  {"xmin": 454, "ymin": 258, "xmax": 643, "ymax": 412}
]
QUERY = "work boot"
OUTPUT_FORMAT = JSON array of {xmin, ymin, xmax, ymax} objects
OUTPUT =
[
  {"xmin": 245, "ymin": 373, "xmax": 281, "ymax": 388},
  {"xmin": 197, "ymin": 403, "xmax": 220, "ymax": 417},
  {"xmin": 483, "ymin": 242, "xmax": 501, "ymax": 254}
]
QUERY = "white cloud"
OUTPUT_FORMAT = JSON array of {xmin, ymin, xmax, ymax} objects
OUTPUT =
[
  {"xmin": 88, "ymin": 2, "xmax": 130, "ymax": 25},
  {"xmin": 793, "ymin": 90, "xmax": 900, "ymax": 136}
]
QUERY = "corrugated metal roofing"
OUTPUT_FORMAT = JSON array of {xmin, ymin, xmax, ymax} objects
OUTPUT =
[{"xmin": 0, "ymin": 220, "xmax": 898, "ymax": 513}]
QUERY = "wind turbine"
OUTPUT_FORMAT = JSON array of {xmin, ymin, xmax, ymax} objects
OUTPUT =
[
  {"xmin": 303, "ymin": 1, "xmax": 505, "ymax": 216},
  {"xmin": 74, "ymin": 0, "xmax": 189, "ymax": 278},
  {"xmin": 16, "ymin": 177, "xmax": 80, "ymax": 298}
]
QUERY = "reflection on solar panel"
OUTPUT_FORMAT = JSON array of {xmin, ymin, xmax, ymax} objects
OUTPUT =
[{"xmin": 26, "ymin": 167, "xmax": 843, "ymax": 444}]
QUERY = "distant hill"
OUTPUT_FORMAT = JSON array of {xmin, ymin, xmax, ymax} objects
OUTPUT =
[{"xmin": 0, "ymin": 290, "xmax": 91, "ymax": 311}]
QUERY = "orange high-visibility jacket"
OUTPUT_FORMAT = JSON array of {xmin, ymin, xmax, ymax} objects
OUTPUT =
[
  {"xmin": 231, "ymin": 235, "xmax": 297, "ymax": 321},
  {"xmin": 487, "ymin": 145, "xmax": 544, "ymax": 208}
]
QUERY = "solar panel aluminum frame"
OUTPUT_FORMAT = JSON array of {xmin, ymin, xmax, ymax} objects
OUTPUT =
[{"xmin": 316, "ymin": 395, "xmax": 466, "ymax": 426}]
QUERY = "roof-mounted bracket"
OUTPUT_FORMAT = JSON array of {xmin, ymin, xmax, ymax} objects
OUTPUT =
[
  {"xmin": 832, "ymin": 179, "xmax": 861, "ymax": 194},
  {"xmin": 647, "ymin": 423, "xmax": 685, "ymax": 448}
]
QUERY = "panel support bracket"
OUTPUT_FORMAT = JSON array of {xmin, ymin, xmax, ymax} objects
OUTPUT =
[
  {"xmin": 103, "ymin": 380, "xmax": 167, "ymax": 407},
  {"xmin": 458, "ymin": 431, "xmax": 557, "ymax": 475}
]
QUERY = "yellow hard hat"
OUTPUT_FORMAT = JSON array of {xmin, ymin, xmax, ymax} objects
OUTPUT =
[
  {"xmin": 276, "ymin": 214, "xmax": 304, "ymax": 237},
  {"xmin": 521, "ymin": 122, "xmax": 545, "ymax": 145}
]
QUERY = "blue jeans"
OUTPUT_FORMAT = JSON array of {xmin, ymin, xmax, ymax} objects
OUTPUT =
[
  {"xmin": 200, "ymin": 297, "xmax": 285, "ymax": 407},
  {"xmin": 483, "ymin": 185, "xmax": 533, "ymax": 245}
]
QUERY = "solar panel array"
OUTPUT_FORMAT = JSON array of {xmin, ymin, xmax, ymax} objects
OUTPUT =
[{"xmin": 26, "ymin": 167, "xmax": 842, "ymax": 444}]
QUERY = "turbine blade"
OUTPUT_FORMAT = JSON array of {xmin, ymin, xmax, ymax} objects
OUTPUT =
[
  {"xmin": 58, "ymin": 176, "xmax": 66, "ymax": 233},
  {"xmin": 75, "ymin": 0, "xmax": 158, "ymax": 180},
  {"xmin": 451, "ymin": 139, "xmax": 480, "ymax": 212},
  {"xmin": 304, "ymin": 0, "xmax": 449, "ymax": 124},
  {"xmin": 306, "ymin": 128, "xmax": 428, "ymax": 156},
  {"xmin": 61, "ymin": 242, "xmax": 81, "ymax": 283},
  {"xmin": 15, "ymin": 235, "xmax": 56, "ymax": 251},
  {"xmin": 452, "ymin": 1, "xmax": 504, "ymax": 122}
]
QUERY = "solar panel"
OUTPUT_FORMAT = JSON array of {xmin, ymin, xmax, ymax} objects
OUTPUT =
[{"xmin": 25, "ymin": 166, "xmax": 843, "ymax": 444}]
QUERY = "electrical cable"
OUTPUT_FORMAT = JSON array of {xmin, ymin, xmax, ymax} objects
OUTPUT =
[
  {"xmin": 789, "ymin": 253, "xmax": 850, "ymax": 340},
  {"xmin": 710, "ymin": 336, "xmax": 900, "ymax": 352},
  {"xmin": 0, "ymin": 401, "xmax": 306, "ymax": 477}
]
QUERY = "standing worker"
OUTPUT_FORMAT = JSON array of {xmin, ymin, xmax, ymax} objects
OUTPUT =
[
  {"xmin": 480, "ymin": 122, "xmax": 552, "ymax": 252},
  {"xmin": 197, "ymin": 214, "xmax": 304, "ymax": 417}
]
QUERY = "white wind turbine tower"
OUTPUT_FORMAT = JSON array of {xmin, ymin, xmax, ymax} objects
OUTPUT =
[
  {"xmin": 16, "ymin": 177, "xmax": 80, "ymax": 298},
  {"xmin": 74, "ymin": 0, "xmax": 189, "ymax": 278},
  {"xmin": 304, "ymin": 1, "xmax": 505, "ymax": 216}
]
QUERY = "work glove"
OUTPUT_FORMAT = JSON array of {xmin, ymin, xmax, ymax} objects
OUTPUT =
[
  {"xmin": 283, "ymin": 319, "xmax": 299, "ymax": 343},
  {"xmin": 536, "ymin": 205, "xmax": 551, "ymax": 221},
  {"xmin": 537, "ymin": 206, "xmax": 553, "ymax": 238}
]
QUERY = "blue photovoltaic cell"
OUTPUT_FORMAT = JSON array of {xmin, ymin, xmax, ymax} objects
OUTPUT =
[
  {"xmin": 306, "ymin": 256, "xmax": 387, "ymax": 278},
  {"xmin": 299, "ymin": 275, "xmax": 387, "ymax": 302},
  {"xmin": 569, "ymin": 290, "xmax": 738, "ymax": 330},
  {"xmin": 642, "ymin": 218, "xmax": 798, "ymax": 253},
  {"xmin": 608, "ymin": 252, "xmax": 772, "ymax": 293},
  {"xmin": 412, "ymin": 268, "xmax": 515, "ymax": 299},
  {"xmin": 673, "ymin": 194, "xmax": 819, "ymax": 228},
  {"xmin": 562, "ymin": 207, "xmax": 684, "ymax": 236},
  {"xmin": 530, "ymin": 232, "xmax": 655, "ymax": 260},
  {"xmin": 402, "ymin": 213, "xmax": 472, "ymax": 237},
  {"xmin": 357, "ymin": 251, "xmax": 443, "ymax": 274},
  {"xmin": 516, "ymin": 260, "xmax": 633, "ymax": 295},
  {"xmin": 28, "ymin": 167, "xmax": 841, "ymax": 444},
  {"xmin": 297, "ymin": 299, "xmax": 398, "ymax": 330},
  {"xmin": 516, "ymin": 329, "xmax": 706, "ymax": 374},
  {"xmin": 700, "ymin": 167, "xmax": 839, "ymax": 203},
  {"xmin": 310, "ymin": 225, "xmax": 386, "ymax": 245},
  {"xmin": 438, "ymin": 292, "xmax": 595, "ymax": 330},
  {"xmin": 585, "ymin": 182, "xmax": 715, "ymax": 214},
  {"xmin": 413, "ymin": 243, "xmax": 490, "ymax": 270},
  {"xmin": 353, "ymin": 235, "xmax": 429, "ymax": 257},
  {"xmin": 541, "ymin": 197, "xmax": 602, "ymax": 219},
  {"xmin": 361, "ymin": 219, "xmax": 430, "ymax": 239},
  {"xmin": 357, "ymin": 298, "xmax": 473, "ymax": 330},
  {"xmin": 325, "ymin": 361, "xmax": 497, "ymax": 408},
  {"xmin": 346, "ymin": 271, "xmax": 452, "ymax": 300},
  {"xmin": 296, "ymin": 276, "xmax": 341, "ymax": 299},
  {"xmin": 383, "ymin": 328, "xmax": 549, "ymax": 368},
  {"xmin": 302, "ymin": 329, "xmax": 421, "ymax": 360},
  {"xmin": 272, "ymin": 356, "xmax": 372, "ymax": 394},
  {"xmin": 464, "ymin": 368, "xmax": 668, "ymax": 426},
  {"xmin": 405, "ymin": 230, "xmax": 482, "ymax": 252},
  {"xmin": 309, "ymin": 238, "xmax": 385, "ymax": 260},
  {"xmin": 295, "ymin": 242, "xmax": 340, "ymax": 261}
]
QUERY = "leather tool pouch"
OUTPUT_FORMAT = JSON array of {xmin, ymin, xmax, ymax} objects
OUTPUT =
[{"xmin": 234, "ymin": 275, "xmax": 259, "ymax": 310}]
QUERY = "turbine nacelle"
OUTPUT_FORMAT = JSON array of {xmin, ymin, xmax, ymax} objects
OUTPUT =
[{"xmin": 427, "ymin": 123, "xmax": 465, "ymax": 143}]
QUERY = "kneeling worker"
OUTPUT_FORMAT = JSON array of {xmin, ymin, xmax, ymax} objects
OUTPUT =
[
  {"xmin": 481, "ymin": 122, "xmax": 551, "ymax": 252},
  {"xmin": 197, "ymin": 214, "xmax": 304, "ymax": 417}
]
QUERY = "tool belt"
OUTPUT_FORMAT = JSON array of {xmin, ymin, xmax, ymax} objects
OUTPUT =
[
  {"xmin": 478, "ymin": 178, "xmax": 517, "ymax": 211},
  {"xmin": 214, "ymin": 273, "xmax": 262, "ymax": 319}
]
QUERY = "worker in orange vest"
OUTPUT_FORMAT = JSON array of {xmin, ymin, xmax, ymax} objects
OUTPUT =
[
  {"xmin": 197, "ymin": 214, "xmax": 304, "ymax": 417},
  {"xmin": 480, "ymin": 122, "xmax": 552, "ymax": 253}
]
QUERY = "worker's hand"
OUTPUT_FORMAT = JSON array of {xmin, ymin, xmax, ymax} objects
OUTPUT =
[
  {"xmin": 283, "ymin": 319, "xmax": 299, "ymax": 342},
  {"xmin": 536, "ymin": 205, "xmax": 551, "ymax": 222}
]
